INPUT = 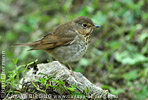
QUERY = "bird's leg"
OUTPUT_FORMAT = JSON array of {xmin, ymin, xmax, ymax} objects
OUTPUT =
[{"xmin": 67, "ymin": 63, "xmax": 74, "ymax": 76}]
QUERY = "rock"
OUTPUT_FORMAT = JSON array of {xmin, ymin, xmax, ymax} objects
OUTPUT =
[{"xmin": 19, "ymin": 61, "xmax": 117, "ymax": 99}]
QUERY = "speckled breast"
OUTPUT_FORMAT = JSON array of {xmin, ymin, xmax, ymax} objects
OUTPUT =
[{"xmin": 48, "ymin": 35, "xmax": 90, "ymax": 63}]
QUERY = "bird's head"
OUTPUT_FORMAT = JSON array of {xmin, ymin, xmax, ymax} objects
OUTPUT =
[{"xmin": 72, "ymin": 16, "xmax": 99, "ymax": 36}]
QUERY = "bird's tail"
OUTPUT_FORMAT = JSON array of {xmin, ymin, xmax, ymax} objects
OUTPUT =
[
  {"xmin": 12, "ymin": 43, "xmax": 31, "ymax": 46},
  {"xmin": 12, "ymin": 41, "xmax": 41, "ymax": 48}
]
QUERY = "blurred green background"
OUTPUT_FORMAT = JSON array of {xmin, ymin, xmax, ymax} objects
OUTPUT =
[{"xmin": 0, "ymin": 0, "xmax": 148, "ymax": 99}]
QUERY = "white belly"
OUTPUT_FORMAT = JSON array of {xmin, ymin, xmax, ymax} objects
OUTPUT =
[{"xmin": 49, "ymin": 41, "xmax": 89, "ymax": 63}]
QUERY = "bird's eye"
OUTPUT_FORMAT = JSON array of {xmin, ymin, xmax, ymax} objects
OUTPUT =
[{"xmin": 82, "ymin": 23, "xmax": 87, "ymax": 28}]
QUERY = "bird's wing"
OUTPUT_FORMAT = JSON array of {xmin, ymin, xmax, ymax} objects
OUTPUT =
[
  {"xmin": 30, "ymin": 30, "xmax": 76, "ymax": 50},
  {"xmin": 14, "ymin": 22, "xmax": 77, "ymax": 50},
  {"xmin": 14, "ymin": 25, "xmax": 77, "ymax": 50}
]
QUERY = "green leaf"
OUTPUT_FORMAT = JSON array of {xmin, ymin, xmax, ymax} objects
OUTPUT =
[
  {"xmin": 138, "ymin": 32, "xmax": 148, "ymax": 42},
  {"xmin": 123, "ymin": 70, "xmax": 138, "ymax": 81},
  {"xmin": 65, "ymin": 87, "xmax": 75, "ymax": 92},
  {"xmin": 109, "ymin": 87, "xmax": 124, "ymax": 95},
  {"xmin": 40, "ymin": 77, "xmax": 45, "ymax": 84},
  {"xmin": 58, "ymin": 79, "xmax": 64, "ymax": 85},
  {"xmin": 114, "ymin": 51, "xmax": 148, "ymax": 65},
  {"xmin": 79, "ymin": 58, "xmax": 90, "ymax": 66},
  {"xmin": 12, "ymin": 58, "xmax": 18, "ymax": 65}
]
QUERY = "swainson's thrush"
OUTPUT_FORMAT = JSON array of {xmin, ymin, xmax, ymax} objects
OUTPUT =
[{"xmin": 14, "ymin": 16, "xmax": 99, "ymax": 73}]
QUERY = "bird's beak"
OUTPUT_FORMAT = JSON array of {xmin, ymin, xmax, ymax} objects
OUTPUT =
[
  {"xmin": 95, "ymin": 25, "xmax": 100, "ymax": 28},
  {"xmin": 92, "ymin": 25, "xmax": 100, "ymax": 29}
]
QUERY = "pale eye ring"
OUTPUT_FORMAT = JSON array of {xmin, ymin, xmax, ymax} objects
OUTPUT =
[{"xmin": 82, "ymin": 23, "xmax": 87, "ymax": 28}]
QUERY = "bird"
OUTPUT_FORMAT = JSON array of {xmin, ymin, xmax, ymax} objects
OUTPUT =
[{"xmin": 14, "ymin": 16, "xmax": 99, "ymax": 75}]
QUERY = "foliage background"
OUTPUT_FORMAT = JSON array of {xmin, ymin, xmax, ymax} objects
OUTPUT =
[{"xmin": 0, "ymin": 0, "xmax": 148, "ymax": 99}]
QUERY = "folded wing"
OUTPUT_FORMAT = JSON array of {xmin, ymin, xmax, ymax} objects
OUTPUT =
[{"xmin": 14, "ymin": 29, "xmax": 76, "ymax": 50}]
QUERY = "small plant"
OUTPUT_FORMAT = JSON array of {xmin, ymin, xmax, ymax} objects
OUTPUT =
[
  {"xmin": 3, "ymin": 59, "xmax": 88, "ymax": 99},
  {"xmin": 3, "ymin": 59, "xmax": 38, "ymax": 99},
  {"xmin": 32, "ymin": 72, "xmax": 77, "ymax": 95}
]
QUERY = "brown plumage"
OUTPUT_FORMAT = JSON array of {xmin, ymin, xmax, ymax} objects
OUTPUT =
[
  {"xmin": 14, "ymin": 20, "xmax": 76, "ymax": 50},
  {"xmin": 14, "ymin": 16, "xmax": 99, "ymax": 73}
]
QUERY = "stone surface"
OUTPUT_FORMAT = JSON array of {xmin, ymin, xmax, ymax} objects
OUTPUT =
[{"xmin": 19, "ymin": 61, "xmax": 117, "ymax": 99}]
